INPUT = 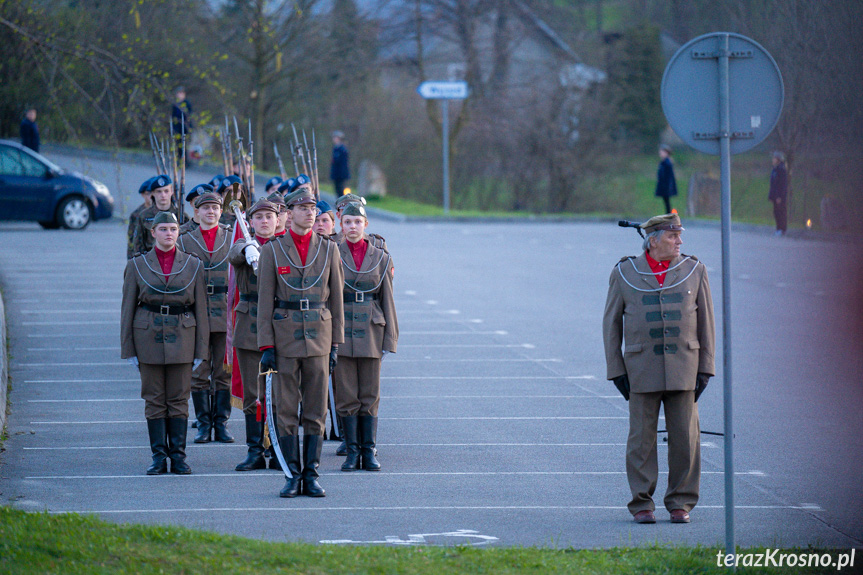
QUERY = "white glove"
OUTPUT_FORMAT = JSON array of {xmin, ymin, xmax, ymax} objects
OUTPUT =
[
  {"xmin": 244, "ymin": 244, "xmax": 260, "ymax": 267},
  {"xmin": 193, "ymin": 358, "xmax": 204, "ymax": 371},
  {"xmin": 127, "ymin": 357, "xmax": 139, "ymax": 367},
  {"xmin": 382, "ymin": 350, "xmax": 391, "ymax": 361}
]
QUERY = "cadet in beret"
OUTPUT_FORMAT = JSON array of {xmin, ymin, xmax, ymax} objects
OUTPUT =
[
  {"xmin": 121, "ymin": 211, "xmax": 209, "ymax": 475},
  {"xmin": 131, "ymin": 176, "xmax": 189, "ymax": 257},
  {"xmin": 313, "ymin": 200, "xmax": 336, "ymax": 237},
  {"xmin": 127, "ymin": 177, "xmax": 155, "ymax": 259},
  {"xmin": 179, "ymin": 183, "xmax": 212, "ymax": 234},
  {"xmin": 603, "ymin": 213, "xmax": 715, "ymax": 525},
  {"xmin": 265, "ymin": 176, "xmax": 283, "ymax": 194},
  {"xmin": 334, "ymin": 203, "xmax": 398, "ymax": 472},
  {"xmin": 217, "ymin": 175, "xmax": 244, "ymax": 227},
  {"xmin": 332, "ymin": 194, "xmax": 388, "ymax": 254},
  {"xmin": 257, "ymin": 187, "xmax": 344, "ymax": 497},
  {"xmin": 178, "ymin": 192, "xmax": 235, "ymax": 444},
  {"xmin": 267, "ymin": 192, "xmax": 289, "ymax": 236},
  {"xmin": 228, "ymin": 199, "xmax": 282, "ymax": 471}
]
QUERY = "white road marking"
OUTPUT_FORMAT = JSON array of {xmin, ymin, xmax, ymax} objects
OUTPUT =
[
  {"xmin": 382, "ymin": 375, "xmax": 595, "ymax": 380},
  {"xmin": 28, "ymin": 471, "xmax": 768, "ymax": 480},
  {"xmin": 399, "ymin": 330, "xmax": 507, "ymax": 335},
  {"xmin": 23, "ymin": 442, "xmax": 717, "ymax": 451},
  {"xmin": 27, "ymin": 347, "xmax": 120, "ymax": 352},
  {"xmin": 385, "ymin": 358, "xmax": 562, "ymax": 363},
  {"xmin": 22, "ymin": 321, "xmax": 116, "ymax": 326},
  {"xmin": 397, "ymin": 344, "xmax": 534, "ymax": 348},
  {"xmin": 379, "ymin": 395, "xmax": 619, "ymax": 399},
  {"xmin": 23, "ymin": 379, "xmax": 138, "ymax": 384},
  {"xmin": 425, "ymin": 300, "xmax": 438, "ymax": 305},
  {"xmin": 30, "ymin": 416, "xmax": 630, "ymax": 424},
  {"xmin": 27, "ymin": 334, "xmax": 116, "ymax": 338},
  {"xmin": 28, "ymin": 399, "xmax": 140, "ymax": 403},
  {"xmin": 404, "ymin": 290, "xmax": 417, "ymax": 295},
  {"xmin": 43, "ymin": 504, "xmax": 819, "ymax": 515},
  {"xmin": 20, "ymin": 310, "xmax": 118, "ymax": 315},
  {"xmin": 17, "ymin": 362, "xmax": 126, "ymax": 367}
]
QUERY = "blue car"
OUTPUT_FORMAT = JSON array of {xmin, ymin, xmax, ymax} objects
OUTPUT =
[{"xmin": 0, "ymin": 139, "xmax": 114, "ymax": 229}]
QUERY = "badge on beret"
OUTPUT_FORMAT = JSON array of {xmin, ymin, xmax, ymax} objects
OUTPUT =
[{"xmin": 157, "ymin": 177, "xmax": 166, "ymax": 187}]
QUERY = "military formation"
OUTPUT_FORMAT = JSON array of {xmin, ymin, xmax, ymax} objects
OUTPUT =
[
  {"xmin": 121, "ymin": 122, "xmax": 398, "ymax": 498},
  {"xmin": 120, "ymin": 116, "xmax": 716, "ymax": 523}
]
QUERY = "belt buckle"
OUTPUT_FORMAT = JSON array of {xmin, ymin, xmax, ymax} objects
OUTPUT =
[
  {"xmin": 354, "ymin": 292, "xmax": 364, "ymax": 303},
  {"xmin": 160, "ymin": 305, "xmax": 170, "ymax": 316},
  {"xmin": 299, "ymin": 299, "xmax": 310, "ymax": 311},
  {"xmin": 207, "ymin": 284, "xmax": 215, "ymax": 295}
]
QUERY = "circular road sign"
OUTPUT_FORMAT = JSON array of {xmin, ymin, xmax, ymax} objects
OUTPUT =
[{"xmin": 661, "ymin": 32, "xmax": 784, "ymax": 155}]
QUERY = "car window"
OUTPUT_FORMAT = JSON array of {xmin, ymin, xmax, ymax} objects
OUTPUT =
[{"xmin": 0, "ymin": 146, "xmax": 48, "ymax": 177}]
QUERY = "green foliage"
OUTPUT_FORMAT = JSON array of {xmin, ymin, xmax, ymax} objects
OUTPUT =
[{"xmin": 0, "ymin": 507, "xmax": 848, "ymax": 574}]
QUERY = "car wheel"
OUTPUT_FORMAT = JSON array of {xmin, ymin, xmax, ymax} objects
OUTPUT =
[
  {"xmin": 57, "ymin": 196, "xmax": 92, "ymax": 230},
  {"xmin": 38, "ymin": 220, "xmax": 60, "ymax": 230}
]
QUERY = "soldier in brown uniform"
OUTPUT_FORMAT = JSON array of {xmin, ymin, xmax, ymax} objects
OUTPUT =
[
  {"xmin": 333, "ymin": 194, "xmax": 388, "ymax": 252},
  {"xmin": 121, "ymin": 211, "xmax": 209, "ymax": 475},
  {"xmin": 178, "ymin": 190, "xmax": 234, "ymax": 444},
  {"xmin": 131, "ymin": 176, "xmax": 189, "ymax": 257},
  {"xmin": 334, "ymin": 203, "xmax": 398, "ymax": 471},
  {"xmin": 257, "ymin": 187, "xmax": 344, "ymax": 498},
  {"xmin": 127, "ymin": 178, "xmax": 154, "ymax": 259},
  {"xmin": 229, "ymin": 199, "xmax": 282, "ymax": 471},
  {"xmin": 603, "ymin": 213, "xmax": 715, "ymax": 524}
]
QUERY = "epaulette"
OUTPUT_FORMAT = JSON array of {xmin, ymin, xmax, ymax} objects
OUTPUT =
[
  {"xmin": 618, "ymin": 255, "xmax": 636, "ymax": 263},
  {"xmin": 369, "ymin": 233, "xmax": 386, "ymax": 242},
  {"xmin": 219, "ymin": 223, "xmax": 231, "ymax": 231},
  {"xmin": 681, "ymin": 253, "xmax": 698, "ymax": 261},
  {"xmin": 320, "ymin": 233, "xmax": 337, "ymax": 243}
]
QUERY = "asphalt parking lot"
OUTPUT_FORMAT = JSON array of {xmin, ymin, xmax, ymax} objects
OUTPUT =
[{"xmin": 1, "ymin": 202, "xmax": 861, "ymax": 549}]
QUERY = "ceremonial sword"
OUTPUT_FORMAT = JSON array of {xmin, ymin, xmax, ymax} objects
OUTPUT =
[
  {"xmin": 328, "ymin": 375, "xmax": 340, "ymax": 439},
  {"xmin": 262, "ymin": 367, "xmax": 291, "ymax": 479},
  {"xmin": 229, "ymin": 200, "xmax": 257, "ymax": 272}
]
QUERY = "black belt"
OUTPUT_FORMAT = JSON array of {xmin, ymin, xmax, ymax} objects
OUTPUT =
[
  {"xmin": 344, "ymin": 292, "xmax": 376, "ymax": 303},
  {"xmin": 139, "ymin": 303, "xmax": 193, "ymax": 316},
  {"xmin": 207, "ymin": 285, "xmax": 229, "ymax": 295},
  {"xmin": 239, "ymin": 293, "xmax": 258, "ymax": 302},
  {"xmin": 275, "ymin": 299, "xmax": 326, "ymax": 311}
]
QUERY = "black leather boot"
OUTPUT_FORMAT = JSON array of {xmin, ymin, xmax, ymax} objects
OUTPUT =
[
  {"xmin": 266, "ymin": 444, "xmax": 282, "ymax": 470},
  {"xmin": 192, "ymin": 391, "xmax": 212, "ymax": 443},
  {"xmin": 335, "ymin": 416, "xmax": 347, "ymax": 455},
  {"xmin": 278, "ymin": 435, "xmax": 302, "ymax": 498},
  {"xmin": 301, "ymin": 434, "xmax": 326, "ymax": 497},
  {"xmin": 340, "ymin": 415, "xmax": 360, "ymax": 472},
  {"xmin": 212, "ymin": 390, "xmax": 235, "ymax": 443},
  {"xmin": 146, "ymin": 418, "xmax": 168, "ymax": 475},
  {"xmin": 235, "ymin": 413, "xmax": 266, "ymax": 471},
  {"xmin": 359, "ymin": 415, "xmax": 381, "ymax": 471},
  {"xmin": 167, "ymin": 418, "xmax": 192, "ymax": 474}
]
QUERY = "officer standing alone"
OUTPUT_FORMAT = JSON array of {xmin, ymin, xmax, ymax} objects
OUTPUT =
[{"xmin": 603, "ymin": 213, "xmax": 715, "ymax": 524}]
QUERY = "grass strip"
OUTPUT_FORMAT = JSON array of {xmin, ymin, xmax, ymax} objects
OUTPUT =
[{"xmin": 0, "ymin": 507, "xmax": 852, "ymax": 574}]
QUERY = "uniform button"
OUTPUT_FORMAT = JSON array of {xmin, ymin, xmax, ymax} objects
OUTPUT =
[
  {"xmin": 665, "ymin": 329, "xmax": 670, "ymax": 335},
  {"xmin": 304, "ymin": 313, "xmax": 309, "ymax": 319},
  {"xmin": 664, "ymin": 345, "xmax": 670, "ymax": 350},
  {"xmin": 354, "ymin": 314, "xmax": 360, "ymax": 320},
  {"xmin": 662, "ymin": 313, "xmax": 667, "ymax": 318}
]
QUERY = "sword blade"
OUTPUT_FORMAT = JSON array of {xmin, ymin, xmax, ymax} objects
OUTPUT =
[{"xmin": 265, "ymin": 371, "xmax": 291, "ymax": 478}]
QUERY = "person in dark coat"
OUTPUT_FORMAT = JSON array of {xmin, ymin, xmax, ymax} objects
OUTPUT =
[
  {"xmin": 769, "ymin": 151, "xmax": 789, "ymax": 236},
  {"xmin": 655, "ymin": 145, "xmax": 677, "ymax": 214},
  {"xmin": 330, "ymin": 131, "xmax": 350, "ymax": 196},
  {"xmin": 20, "ymin": 108, "xmax": 39, "ymax": 153}
]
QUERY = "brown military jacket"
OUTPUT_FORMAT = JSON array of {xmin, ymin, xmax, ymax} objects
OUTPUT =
[
  {"xmin": 603, "ymin": 252, "xmax": 715, "ymax": 392},
  {"xmin": 338, "ymin": 239, "xmax": 398, "ymax": 358},
  {"xmin": 179, "ymin": 219, "xmax": 200, "ymax": 235},
  {"xmin": 333, "ymin": 231, "xmax": 388, "ymax": 252},
  {"xmin": 131, "ymin": 204, "xmax": 189, "ymax": 257},
  {"xmin": 227, "ymin": 236, "xmax": 266, "ymax": 351},
  {"xmin": 121, "ymin": 248, "xmax": 210, "ymax": 364},
  {"xmin": 257, "ymin": 231, "xmax": 345, "ymax": 357},
  {"xmin": 178, "ymin": 224, "xmax": 231, "ymax": 333}
]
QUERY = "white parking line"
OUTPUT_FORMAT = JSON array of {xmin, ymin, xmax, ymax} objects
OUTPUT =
[
  {"xmin": 30, "ymin": 416, "xmax": 632, "ymax": 424},
  {"xmin": 21, "ymin": 321, "xmax": 117, "ymax": 326},
  {"xmin": 17, "ymin": 362, "xmax": 126, "ymax": 367},
  {"xmin": 20, "ymin": 310, "xmax": 118, "ymax": 315},
  {"xmin": 27, "ymin": 470, "xmax": 766, "ymax": 480},
  {"xmin": 381, "ymin": 376, "xmax": 596, "ymax": 380},
  {"xmin": 47, "ymin": 504, "xmax": 816, "ymax": 514},
  {"xmin": 23, "ymin": 442, "xmax": 717, "ymax": 451},
  {"xmin": 399, "ymin": 330, "xmax": 508, "ymax": 335}
]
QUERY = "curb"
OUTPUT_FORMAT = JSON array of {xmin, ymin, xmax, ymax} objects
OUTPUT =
[{"xmin": 0, "ymin": 288, "xmax": 7, "ymax": 435}]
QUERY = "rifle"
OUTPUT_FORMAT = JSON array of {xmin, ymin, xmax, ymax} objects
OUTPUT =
[
  {"xmin": 273, "ymin": 142, "xmax": 288, "ymax": 180},
  {"xmin": 148, "ymin": 131, "xmax": 162, "ymax": 174},
  {"xmin": 248, "ymin": 119, "xmax": 255, "ymax": 203},
  {"xmin": 179, "ymin": 121, "xmax": 186, "ymax": 221},
  {"xmin": 311, "ymin": 129, "xmax": 320, "ymax": 199},
  {"xmin": 225, "ymin": 116, "xmax": 235, "ymax": 176},
  {"xmin": 291, "ymin": 123, "xmax": 309, "ymax": 175},
  {"xmin": 220, "ymin": 128, "xmax": 230, "ymax": 177},
  {"xmin": 168, "ymin": 125, "xmax": 179, "ymax": 211},
  {"xmin": 230, "ymin": 200, "xmax": 256, "ymax": 272}
]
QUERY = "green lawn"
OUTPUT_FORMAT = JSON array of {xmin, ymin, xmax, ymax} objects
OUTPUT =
[{"xmin": 0, "ymin": 508, "xmax": 853, "ymax": 574}]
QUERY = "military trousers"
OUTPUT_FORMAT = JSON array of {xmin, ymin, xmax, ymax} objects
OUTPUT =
[
  {"xmin": 626, "ymin": 390, "xmax": 700, "ymax": 515},
  {"xmin": 192, "ymin": 331, "xmax": 229, "ymax": 392},
  {"xmin": 140, "ymin": 363, "xmax": 192, "ymax": 419},
  {"xmin": 333, "ymin": 356, "xmax": 381, "ymax": 417},
  {"xmin": 273, "ymin": 354, "xmax": 328, "ymax": 437},
  {"xmin": 235, "ymin": 347, "xmax": 263, "ymax": 415}
]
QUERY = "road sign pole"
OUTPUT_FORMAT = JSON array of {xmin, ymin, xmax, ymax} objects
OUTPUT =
[
  {"xmin": 442, "ymin": 99, "xmax": 450, "ymax": 214},
  {"xmin": 717, "ymin": 32, "xmax": 736, "ymax": 564}
]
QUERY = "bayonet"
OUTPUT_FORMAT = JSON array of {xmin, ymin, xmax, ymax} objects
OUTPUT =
[{"xmin": 273, "ymin": 142, "xmax": 288, "ymax": 179}]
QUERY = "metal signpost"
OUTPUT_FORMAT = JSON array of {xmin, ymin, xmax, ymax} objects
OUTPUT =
[
  {"xmin": 417, "ymin": 81, "xmax": 469, "ymax": 213},
  {"xmin": 661, "ymin": 33, "xmax": 783, "ymax": 563}
]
